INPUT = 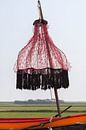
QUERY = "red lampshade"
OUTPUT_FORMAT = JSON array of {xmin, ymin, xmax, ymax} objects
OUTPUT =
[{"xmin": 15, "ymin": 19, "xmax": 70, "ymax": 90}]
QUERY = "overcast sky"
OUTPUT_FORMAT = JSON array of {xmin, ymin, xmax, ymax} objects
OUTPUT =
[{"xmin": 0, "ymin": 0, "xmax": 86, "ymax": 102}]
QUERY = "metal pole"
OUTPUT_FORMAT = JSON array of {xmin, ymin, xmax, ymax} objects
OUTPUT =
[
  {"xmin": 38, "ymin": 0, "xmax": 43, "ymax": 20},
  {"xmin": 37, "ymin": 0, "xmax": 61, "ymax": 117},
  {"xmin": 54, "ymin": 87, "xmax": 61, "ymax": 117}
]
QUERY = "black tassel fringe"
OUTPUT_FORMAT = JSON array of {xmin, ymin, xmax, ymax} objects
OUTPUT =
[{"xmin": 16, "ymin": 68, "xmax": 69, "ymax": 90}]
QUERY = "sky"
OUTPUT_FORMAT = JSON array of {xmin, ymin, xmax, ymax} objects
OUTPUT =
[{"xmin": 0, "ymin": 0, "xmax": 86, "ymax": 102}]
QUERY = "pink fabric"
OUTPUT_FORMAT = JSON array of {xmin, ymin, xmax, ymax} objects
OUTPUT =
[{"xmin": 15, "ymin": 20, "xmax": 70, "ymax": 73}]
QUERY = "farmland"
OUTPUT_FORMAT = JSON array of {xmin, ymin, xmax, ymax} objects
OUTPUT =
[{"xmin": 0, "ymin": 102, "xmax": 86, "ymax": 118}]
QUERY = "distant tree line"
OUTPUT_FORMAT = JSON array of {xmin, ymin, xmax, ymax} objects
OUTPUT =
[{"xmin": 14, "ymin": 99, "xmax": 64, "ymax": 104}]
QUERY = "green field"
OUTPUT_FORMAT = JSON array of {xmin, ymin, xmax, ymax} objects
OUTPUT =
[{"xmin": 0, "ymin": 102, "xmax": 86, "ymax": 118}]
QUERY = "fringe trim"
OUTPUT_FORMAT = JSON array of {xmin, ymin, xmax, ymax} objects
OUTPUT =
[{"xmin": 16, "ymin": 68, "xmax": 69, "ymax": 90}]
